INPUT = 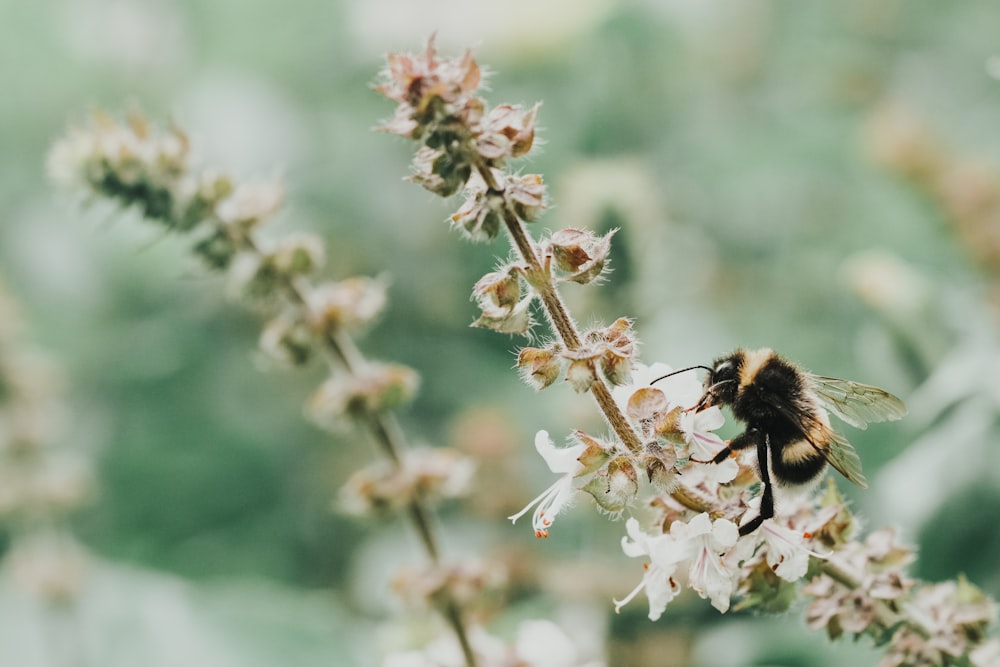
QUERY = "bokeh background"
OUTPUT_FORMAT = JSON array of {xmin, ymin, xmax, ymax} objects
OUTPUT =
[{"xmin": 2, "ymin": 0, "xmax": 1000, "ymax": 665}]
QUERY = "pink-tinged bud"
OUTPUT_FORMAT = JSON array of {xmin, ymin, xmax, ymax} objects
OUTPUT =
[
  {"xmin": 564, "ymin": 357, "xmax": 596, "ymax": 393},
  {"xmin": 309, "ymin": 362, "xmax": 419, "ymax": 426},
  {"xmin": 581, "ymin": 456, "xmax": 638, "ymax": 514},
  {"xmin": 471, "ymin": 264, "xmax": 535, "ymax": 335},
  {"xmin": 571, "ymin": 430, "xmax": 614, "ymax": 475},
  {"xmin": 584, "ymin": 318, "xmax": 636, "ymax": 386},
  {"xmin": 375, "ymin": 38, "xmax": 483, "ymax": 137},
  {"xmin": 307, "ymin": 277, "xmax": 388, "ymax": 333},
  {"xmin": 260, "ymin": 311, "xmax": 313, "ymax": 366},
  {"xmin": 547, "ymin": 228, "xmax": 615, "ymax": 284},
  {"xmin": 451, "ymin": 183, "xmax": 504, "ymax": 240},
  {"xmin": 476, "ymin": 103, "xmax": 540, "ymax": 162},
  {"xmin": 505, "ymin": 173, "xmax": 546, "ymax": 222},
  {"xmin": 473, "ymin": 265, "xmax": 522, "ymax": 312},
  {"xmin": 516, "ymin": 346, "xmax": 563, "ymax": 390}
]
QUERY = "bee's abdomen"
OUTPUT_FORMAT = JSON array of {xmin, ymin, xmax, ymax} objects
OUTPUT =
[{"xmin": 772, "ymin": 436, "xmax": 827, "ymax": 486}]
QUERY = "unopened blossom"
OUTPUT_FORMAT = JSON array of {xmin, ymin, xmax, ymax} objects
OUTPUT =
[
  {"xmin": 516, "ymin": 345, "xmax": 564, "ymax": 390},
  {"xmin": 340, "ymin": 447, "xmax": 474, "ymax": 516},
  {"xmin": 259, "ymin": 311, "xmax": 313, "ymax": 366},
  {"xmin": 546, "ymin": 228, "xmax": 615, "ymax": 285},
  {"xmin": 309, "ymin": 362, "xmax": 419, "ymax": 426},
  {"xmin": 451, "ymin": 177, "xmax": 505, "ymax": 240},
  {"xmin": 580, "ymin": 455, "xmax": 639, "ymax": 515},
  {"xmin": 504, "ymin": 173, "xmax": 546, "ymax": 223},
  {"xmin": 476, "ymin": 104, "xmax": 540, "ymax": 161},
  {"xmin": 508, "ymin": 430, "xmax": 609, "ymax": 538},
  {"xmin": 215, "ymin": 181, "xmax": 284, "ymax": 230},
  {"xmin": 307, "ymin": 277, "xmax": 388, "ymax": 333}
]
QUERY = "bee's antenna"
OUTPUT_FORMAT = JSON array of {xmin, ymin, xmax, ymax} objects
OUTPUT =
[{"xmin": 651, "ymin": 365, "xmax": 713, "ymax": 385}]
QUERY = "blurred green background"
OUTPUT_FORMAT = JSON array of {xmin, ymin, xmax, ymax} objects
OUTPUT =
[{"xmin": 2, "ymin": 0, "xmax": 1000, "ymax": 665}]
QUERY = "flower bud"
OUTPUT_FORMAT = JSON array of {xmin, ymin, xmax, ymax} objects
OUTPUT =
[
  {"xmin": 260, "ymin": 311, "xmax": 313, "ymax": 366},
  {"xmin": 547, "ymin": 227, "xmax": 615, "ymax": 284},
  {"xmin": 642, "ymin": 442, "xmax": 677, "ymax": 489},
  {"xmin": 477, "ymin": 104, "xmax": 540, "ymax": 162},
  {"xmin": 571, "ymin": 430, "xmax": 614, "ymax": 475},
  {"xmin": 473, "ymin": 265, "xmax": 522, "ymax": 313},
  {"xmin": 307, "ymin": 277, "xmax": 388, "ymax": 333},
  {"xmin": 309, "ymin": 362, "xmax": 420, "ymax": 426},
  {"xmin": 271, "ymin": 233, "xmax": 325, "ymax": 276},
  {"xmin": 216, "ymin": 181, "xmax": 284, "ymax": 230},
  {"xmin": 564, "ymin": 357, "xmax": 596, "ymax": 393},
  {"xmin": 392, "ymin": 560, "xmax": 507, "ymax": 611},
  {"xmin": 451, "ymin": 183, "xmax": 505, "ymax": 241},
  {"xmin": 581, "ymin": 456, "xmax": 638, "ymax": 514},
  {"xmin": 228, "ymin": 252, "xmax": 281, "ymax": 302},
  {"xmin": 505, "ymin": 173, "xmax": 546, "ymax": 222},
  {"xmin": 471, "ymin": 295, "xmax": 533, "ymax": 335},
  {"xmin": 585, "ymin": 318, "xmax": 636, "ymax": 386},
  {"xmin": 409, "ymin": 146, "xmax": 472, "ymax": 198},
  {"xmin": 192, "ymin": 228, "xmax": 239, "ymax": 270},
  {"xmin": 339, "ymin": 447, "xmax": 475, "ymax": 516},
  {"xmin": 516, "ymin": 345, "xmax": 563, "ymax": 390}
]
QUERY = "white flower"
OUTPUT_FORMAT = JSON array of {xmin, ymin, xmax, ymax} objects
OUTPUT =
[
  {"xmin": 756, "ymin": 518, "xmax": 818, "ymax": 582},
  {"xmin": 508, "ymin": 431, "xmax": 589, "ymax": 538},
  {"xmin": 672, "ymin": 513, "xmax": 741, "ymax": 613},
  {"xmin": 680, "ymin": 406, "xmax": 738, "ymax": 484},
  {"xmin": 614, "ymin": 518, "xmax": 683, "ymax": 620}
]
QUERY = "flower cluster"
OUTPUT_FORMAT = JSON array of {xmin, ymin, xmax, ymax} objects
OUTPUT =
[
  {"xmin": 375, "ymin": 38, "xmax": 539, "ymax": 202},
  {"xmin": 52, "ymin": 110, "xmax": 485, "ymax": 666},
  {"xmin": 48, "ymin": 111, "xmax": 419, "ymax": 425},
  {"xmin": 506, "ymin": 361, "xmax": 999, "ymax": 662},
  {"xmin": 0, "ymin": 283, "xmax": 92, "ymax": 602},
  {"xmin": 340, "ymin": 447, "xmax": 475, "ymax": 516},
  {"xmin": 377, "ymin": 41, "xmax": 999, "ymax": 667}
]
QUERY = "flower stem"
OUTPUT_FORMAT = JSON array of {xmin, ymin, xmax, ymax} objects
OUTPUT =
[
  {"xmin": 237, "ymin": 226, "xmax": 478, "ymax": 667},
  {"xmin": 478, "ymin": 166, "xmax": 644, "ymax": 455}
]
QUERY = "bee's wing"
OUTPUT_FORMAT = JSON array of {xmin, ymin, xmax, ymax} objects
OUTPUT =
[
  {"xmin": 761, "ymin": 392, "xmax": 870, "ymax": 488},
  {"xmin": 808, "ymin": 375, "xmax": 907, "ymax": 430},
  {"xmin": 822, "ymin": 428, "xmax": 868, "ymax": 489}
]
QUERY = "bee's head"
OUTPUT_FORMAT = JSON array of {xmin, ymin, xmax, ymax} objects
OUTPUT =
[{"xmin": 694, "ymin": 352, "xmax": 743, "ymax": 411}]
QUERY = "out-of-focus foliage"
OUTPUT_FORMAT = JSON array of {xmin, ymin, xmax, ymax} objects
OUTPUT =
[{"xmin": 1, "ymin": 0, "xmax": 999, "ymax": 665}]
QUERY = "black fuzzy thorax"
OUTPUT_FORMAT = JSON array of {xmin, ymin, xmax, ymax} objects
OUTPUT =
[{"xmin": 735, "ymin": 354, "xmax": 827, "ymax": 485}]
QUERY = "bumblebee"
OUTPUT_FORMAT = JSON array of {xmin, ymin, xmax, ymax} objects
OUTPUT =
[{"xmin": 660, "ymin": 348, "xmax": 907, "ymax": 536}]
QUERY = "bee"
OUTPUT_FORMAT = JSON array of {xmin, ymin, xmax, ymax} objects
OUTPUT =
[{"xmin": 656, "ymin": 348, "xmax": 907, "ymax": 536}]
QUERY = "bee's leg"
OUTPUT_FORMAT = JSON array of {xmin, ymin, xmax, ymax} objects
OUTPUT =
[
  {"xmin": 692, "ymin": 427, "xmax": 761, "ymax": 464},
  {"xmin": 738, "ymin": 433, "xmax": 774, "ymax": 536}
]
